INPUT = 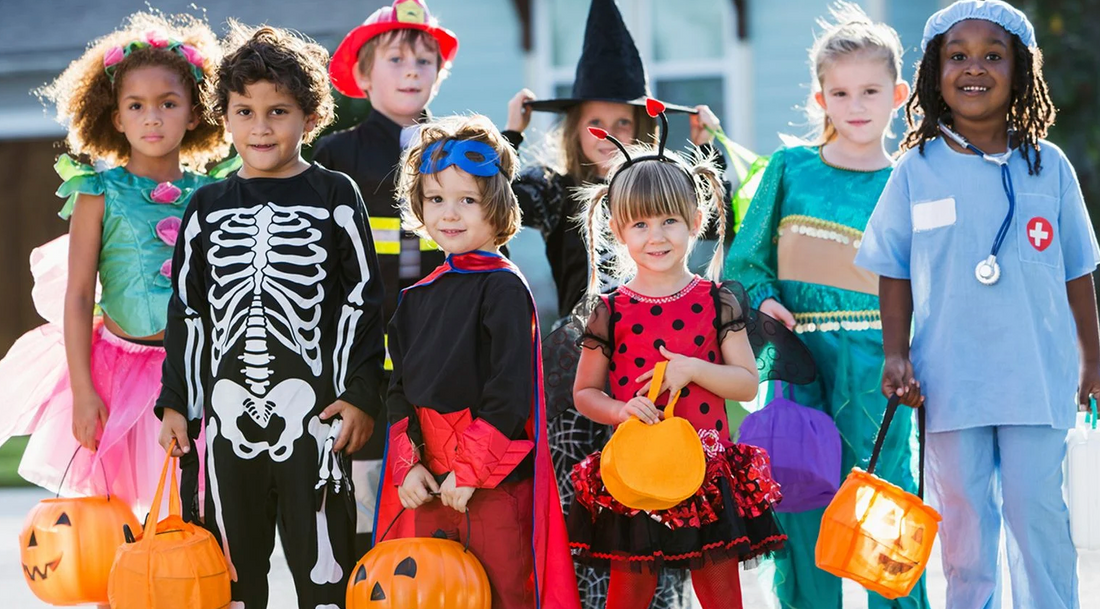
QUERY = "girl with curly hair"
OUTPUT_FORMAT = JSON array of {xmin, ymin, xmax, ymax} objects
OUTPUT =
[{"xmin": 0, "ymin": 11, "xmax": 229, "ymax": 520}]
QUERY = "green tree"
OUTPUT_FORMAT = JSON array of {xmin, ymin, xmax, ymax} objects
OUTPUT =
[{"xmin": 1024, "ymin": 1, "xmax": 1100, "ymax": 236}]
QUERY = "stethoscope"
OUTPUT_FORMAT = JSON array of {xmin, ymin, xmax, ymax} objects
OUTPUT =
[{"xmin": 937, "ymin": 122, "xmax": 1016, "ymax": 285}]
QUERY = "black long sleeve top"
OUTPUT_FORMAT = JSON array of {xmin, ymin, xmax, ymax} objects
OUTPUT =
[
  {"xmin": 156, "ymin": 165, "xmax": 386, "ymax": 423},
  {"xmin": 387, "ymin": 268, "xmax": 535, "ymax": 486},
  {"xmin": 313, "ymin": 110, "xmax": 446, "ymax": 322}
]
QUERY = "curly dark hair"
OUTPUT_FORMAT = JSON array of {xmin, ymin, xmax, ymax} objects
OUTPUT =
[
  {"xmin": 902, "ymin": 31, "xmax": 1056, "ymax": 175},
  {"xmin": 37, "ymin": 11, "xmax": 228, "ymax": 170},
  {"xmin": 212, "ymin": 22, "xmax": 335, "ymax": 144}
]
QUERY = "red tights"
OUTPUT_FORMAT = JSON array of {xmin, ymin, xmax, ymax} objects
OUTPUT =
[{"xmin": 605, "ymin": 558, "xmax": 743, "ymax": 609}]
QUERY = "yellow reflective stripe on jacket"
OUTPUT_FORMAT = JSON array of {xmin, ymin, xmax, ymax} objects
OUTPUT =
[
  {"xmin": 384, "ymin": 334, "xmax": 392, "ymax": 371},
  {"xmin": 369, "ymin": 217, "xmax": 437, "ymax": 254}
]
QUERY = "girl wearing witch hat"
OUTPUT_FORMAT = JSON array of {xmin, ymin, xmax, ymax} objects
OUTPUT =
[
  {"xmin": 505, "ymin": 0, "xmax": 722, "ymax": 319},
  {"xmin": 501, "ymin": 1, "xmax": 724, "ymax": 607}
]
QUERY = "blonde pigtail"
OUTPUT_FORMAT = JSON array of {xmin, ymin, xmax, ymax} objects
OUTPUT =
[{"xmin": 692, "ymin": 163, "xmax": 728, "ymax": 283}]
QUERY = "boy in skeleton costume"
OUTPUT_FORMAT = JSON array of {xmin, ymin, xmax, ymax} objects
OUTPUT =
[
  {"xmin": 374, "ymin": 115, "xmax": 580, "ymax": 609},
  {"xmin": 156, "ymin": 24, "xmax": 385, "ymax": 609}
]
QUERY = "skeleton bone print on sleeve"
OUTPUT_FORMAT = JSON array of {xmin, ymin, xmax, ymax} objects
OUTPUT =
[
  {"xmin": 206, "ymin": 202, "xmax": 329, "ymax": 461},
  {"xmin": 332, "ymin": 204, "xmax": 371, "ymax": 397}
]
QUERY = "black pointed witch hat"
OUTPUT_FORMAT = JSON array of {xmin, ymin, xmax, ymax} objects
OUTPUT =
[{"xmin": 524, "ymin": 0, "xmax": 695, "ymax": 114}]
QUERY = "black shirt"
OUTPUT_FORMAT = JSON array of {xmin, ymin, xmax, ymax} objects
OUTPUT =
[
  {"xmin": 387, "ymin": 269, "xmax": 535, "ymax": 481},
  {"xmin": 512, "ymin": 166, "xmax": 587, "ymax": 318},
  {"xmin": 313, "ymin": 111, "xmax": 446, "ymax": 322},
  {"xmin": 157, "ymin": 165, "xmax": 386, "ymax": 423}
]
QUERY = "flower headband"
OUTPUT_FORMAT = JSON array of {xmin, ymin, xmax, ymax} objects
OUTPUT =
[
  {"xmin": 103, "ymin": 30, "xmax": 206, "ymax": 84},
  {"xmin": 589, "ymin": 98, "xmax": 693, "ymax": 198},
  {"xmin": 419, "ymin": 139, "xmax": 502, "ymax": 177}
]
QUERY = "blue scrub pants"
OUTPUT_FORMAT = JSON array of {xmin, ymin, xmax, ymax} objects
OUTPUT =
[{"xmin": 927, "ymin": 425, "xmax": 1078, "ymax": 609}]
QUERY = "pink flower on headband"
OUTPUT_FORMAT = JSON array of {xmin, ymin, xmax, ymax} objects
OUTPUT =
[
  {"xmin": 150, "ymin": 182, "xmax": 182, "ymax": 204},
  {"xmin": 145, "ymin": 30, "xmax": 170, "ymax": 48},
  {"xmin": 179, "ymin": 44, "xmax": 205, "ymax": 70},
  {"xmin": 103, "ymin": 46, "xmax": 125, "ymax": 70},
  {"xmin": 155, "ymin": 216, "xmax": 181, "ymax": 247},
  {"xmin": 159, "ymin": 259, "xmax": 173, "ymax": 279}
]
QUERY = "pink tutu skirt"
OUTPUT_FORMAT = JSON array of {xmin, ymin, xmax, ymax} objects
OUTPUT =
[{"xmin": 0, "ymin": 236, "xmax": 166, "ymax": 517}]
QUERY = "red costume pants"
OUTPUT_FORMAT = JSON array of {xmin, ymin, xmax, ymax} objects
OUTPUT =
[
  {"xmin": 413, "ymin": 478, "xmax": 535, "ymax": 609},
  {"xmin": 607, "ymin": 556, "xmax": 744, "ymax": 609}
]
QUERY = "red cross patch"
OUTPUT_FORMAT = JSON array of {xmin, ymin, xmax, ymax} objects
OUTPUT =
[{"xmin": 1027, "ymin": 217, "xmax": 1053, "ymax": 252}]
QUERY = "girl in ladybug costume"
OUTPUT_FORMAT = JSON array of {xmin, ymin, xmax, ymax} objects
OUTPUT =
[{"xmin": 569, "ymin": 100, "xmax": 814, "ymax": 609}]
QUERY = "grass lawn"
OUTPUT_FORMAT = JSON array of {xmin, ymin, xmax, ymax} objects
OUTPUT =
[{"xmin": 0, "ymin": 436, "xmax": 30, "ymax": 487}]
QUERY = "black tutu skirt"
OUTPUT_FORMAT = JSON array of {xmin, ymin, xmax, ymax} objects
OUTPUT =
[{"xmin": 567, "ymin": 435, "xmax": 787, "ymax": 572}]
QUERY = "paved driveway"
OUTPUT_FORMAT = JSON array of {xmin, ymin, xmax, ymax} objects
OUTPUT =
[{"xmin": 4, "ymin": 486, "xmax": 1098, "ymax": 608}]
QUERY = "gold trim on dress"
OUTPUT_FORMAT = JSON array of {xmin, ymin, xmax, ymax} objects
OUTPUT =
[
  {"xmin": 777, "ymin": 222, "xmax": 878, "ymax": 295},
  {"xmin": 779, "ymin": 215, "xmax": 864, "ymax": 248},
  {"xmin": 793, "ymin": 310, "xmax": 882, "ymax": 334}
]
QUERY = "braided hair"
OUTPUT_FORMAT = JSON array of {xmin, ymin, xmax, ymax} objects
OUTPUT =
[{"xmin": 901, "ymin": 32, "xmax": 1056, "ymax": 175}]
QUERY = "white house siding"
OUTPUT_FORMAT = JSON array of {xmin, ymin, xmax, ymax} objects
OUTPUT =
[{"xmin": 748, "ymin": 0, "xmax": 939, "ymax": 155}]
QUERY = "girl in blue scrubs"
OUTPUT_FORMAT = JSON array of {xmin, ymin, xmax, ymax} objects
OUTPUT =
[{"xmin": 856, "ymin": 2, "xmax": 1100, "ymax": 608}]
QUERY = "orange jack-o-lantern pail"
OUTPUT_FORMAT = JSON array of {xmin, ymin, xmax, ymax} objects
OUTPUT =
[
  {"xmin": 19, "ymin": 490, "xmax": 139, "ymax": 605},
  {"xmin": 600, "ymin": 361, "xmax": 706, "ymax": 511},
  {"xmin": 349, "ymin": 509, "xmax": 490, "ymax": 608},
  {"xmin": 815, "ymin": 398, "xmax": 940, "ymax": 599}
]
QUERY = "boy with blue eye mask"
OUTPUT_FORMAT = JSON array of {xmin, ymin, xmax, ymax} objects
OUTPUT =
[
  {"xmin": 856, "ymin": 2, "xmax": 1100, "ymax": 607},
  {"xmin": 376, "ymin": 114, "xmax": 581, "ymax": 609}
]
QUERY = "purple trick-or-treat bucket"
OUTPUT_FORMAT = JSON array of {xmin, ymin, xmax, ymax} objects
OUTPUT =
[{"xmin": 738, "ymin": 381, "xmax": 841, "ymax": 513}]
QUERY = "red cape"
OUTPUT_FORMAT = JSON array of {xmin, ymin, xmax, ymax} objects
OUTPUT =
[{"xmin": 373, "ymin": 250, "xmax": 581, "ymax": 609}]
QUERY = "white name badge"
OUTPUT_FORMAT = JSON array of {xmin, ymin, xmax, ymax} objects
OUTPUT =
[{"xmin": 912, "ymin": 197, "xmax": 957, "ymax": 232}]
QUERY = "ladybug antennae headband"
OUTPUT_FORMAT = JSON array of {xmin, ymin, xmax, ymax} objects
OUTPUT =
[{"xmin": 589, "ymin": 98, "xmax": 691, "ymax": 199}]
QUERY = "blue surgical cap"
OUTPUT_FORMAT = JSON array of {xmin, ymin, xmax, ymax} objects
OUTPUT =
[{"xmin": 921, "ymin": 0, "xmax": 1036, "ymax": 51}]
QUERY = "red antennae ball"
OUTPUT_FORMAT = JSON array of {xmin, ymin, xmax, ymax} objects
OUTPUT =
[
  {"xmin": 645, "ymin": 98, "xmax": 665, "ymax": 118},
  {"xmin": 588, "ymin": 127, "xmax": 609, "ymax": 140}
]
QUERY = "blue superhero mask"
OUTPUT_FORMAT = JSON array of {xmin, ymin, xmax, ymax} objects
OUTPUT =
[{"xmin": 419, "ymin": 139, "xmax": 502, "ymax": 177}]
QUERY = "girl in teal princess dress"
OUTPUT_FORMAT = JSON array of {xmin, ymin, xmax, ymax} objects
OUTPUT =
[
  {"xmin": 0, "ymin": 11, "xmax": 231, "ymax": 518},
  {"xmin": 724, "ymin": 3, "xmax": 928, "ymax": 608}
]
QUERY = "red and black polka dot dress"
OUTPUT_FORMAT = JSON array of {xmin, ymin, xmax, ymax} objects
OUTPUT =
[
  {"xmin": 607, "ymin": 277, "xmax": 734, "ymax": 443},
  {"xmin": 568, "ymin": 277, "xmax": 788, "ymax": 571}
]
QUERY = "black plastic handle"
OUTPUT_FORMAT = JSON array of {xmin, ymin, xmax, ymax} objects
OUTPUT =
[
  {"xmin": 377, "ymin": 491, "xmax": 474, "ymax": 553},
  {"xmin": 56, "ymin": 446, "xmax": 112, "ymax": 500},
  {"xmin": 866, "ymin": 395, "xmax": 927, "ymax": 499}
]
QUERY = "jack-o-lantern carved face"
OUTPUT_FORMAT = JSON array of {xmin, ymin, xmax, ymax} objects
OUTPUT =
[
  {"xmin": 22, "ymin": 510, "xmax": 70, "ymax": 582},
  {"xmin": 19, "ymin": 497, "xmax": 139, "ymax": 606},
  {"xmin": 346, "ymin": 533, "xmax": 491, "ymax": 609}
]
